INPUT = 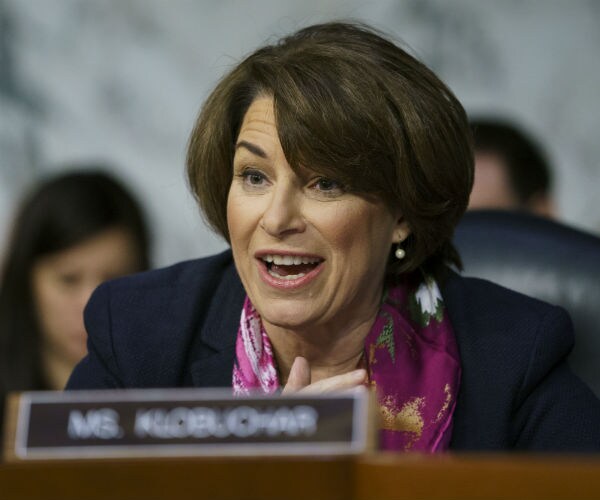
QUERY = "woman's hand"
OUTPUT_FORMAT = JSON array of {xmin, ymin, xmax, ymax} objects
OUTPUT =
[{"xmin": 281, "ymin": 356, "xmax": 367, "ymax": 394}]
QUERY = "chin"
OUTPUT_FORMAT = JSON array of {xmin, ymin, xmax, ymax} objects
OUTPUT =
[
  {"xmin": 258, "ymin": 304, "xmax": 318, "ymax": 331},
  {"xmin": 67, "ymin": 340, "xmax": 88, "ymax": 365}
]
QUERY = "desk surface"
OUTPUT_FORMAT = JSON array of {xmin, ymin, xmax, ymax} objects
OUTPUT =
[{"xmin": 2, "ymin": 453, "xmax": 600, "ymax": 500}]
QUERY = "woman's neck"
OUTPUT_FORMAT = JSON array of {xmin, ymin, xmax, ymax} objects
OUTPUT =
[
  {"xmin": 41, "ymin": 349, "xmax": 76, "ymax": 390},
  {"xmin": 264, "ymin": 312, "xmax": 376, "ymax": 386}
]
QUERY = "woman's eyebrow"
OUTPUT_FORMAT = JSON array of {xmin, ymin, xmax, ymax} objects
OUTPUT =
[{"xmin": 235, "ymin": 140, "xmax": 268, "ymax": 159}]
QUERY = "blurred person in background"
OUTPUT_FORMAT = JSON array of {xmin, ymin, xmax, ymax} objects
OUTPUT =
[
  {"xmin": 468, "ymin": 118, "xmax": 556, "ymax": 218},
  {"xmin": 0, "ymin": 168, "xmax": 150, "ymax": 433}
]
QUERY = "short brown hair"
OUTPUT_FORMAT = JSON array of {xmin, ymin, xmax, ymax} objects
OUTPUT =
[{"xmin": 187, "ymin": 21, "xmax": 473, "ymax": 280}]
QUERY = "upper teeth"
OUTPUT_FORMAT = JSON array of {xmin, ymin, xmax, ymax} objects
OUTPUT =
[{"xmin": 262, "ymin": 255, "xmax": 321, "ymax": 265}]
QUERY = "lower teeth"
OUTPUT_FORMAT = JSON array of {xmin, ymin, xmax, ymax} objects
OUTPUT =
[{"xmin": 268, "ymin": 270, "xmax": 306, "ymax": 280}]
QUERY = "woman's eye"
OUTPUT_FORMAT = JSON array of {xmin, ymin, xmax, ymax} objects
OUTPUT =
[
  {"xmin": 314, "ymin": 177, "xmax": 343, "ymax": 193},
  {"xmin": 57, "ymin": 273, "xmax": 80, "ymax": 287},
  {"xmin": 240, "ymin": 169, "xmax": 267, "ymax": 186}
]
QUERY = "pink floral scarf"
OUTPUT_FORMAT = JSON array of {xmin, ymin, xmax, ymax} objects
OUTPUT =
[{"xmin": 232, "ymin": 275, "xmax": 461, "ymax": 452}]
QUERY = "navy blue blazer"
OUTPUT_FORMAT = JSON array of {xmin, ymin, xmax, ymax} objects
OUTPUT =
[{"xmin": 67, "ymin": 250, "xmax": 600, "ymax": 451}]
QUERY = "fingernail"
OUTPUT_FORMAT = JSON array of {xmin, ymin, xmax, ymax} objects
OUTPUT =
[{"xmin": 353, "ymin": 369, "xmax": 367, "ymax": 381}]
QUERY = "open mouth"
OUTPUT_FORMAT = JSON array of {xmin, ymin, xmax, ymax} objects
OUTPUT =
[{"xmin": 260, "ymin": 254, "xmax": 323, "ymax": 280}]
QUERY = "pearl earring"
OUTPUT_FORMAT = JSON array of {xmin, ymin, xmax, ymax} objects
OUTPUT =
[{"xmin": 395, "ymin": 245, "xmax": 406, "ymax": 260}]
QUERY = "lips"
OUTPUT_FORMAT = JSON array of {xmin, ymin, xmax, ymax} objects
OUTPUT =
[{"xmin": 256, "ymin": 252, "xmax": 324, "ymax": 288}]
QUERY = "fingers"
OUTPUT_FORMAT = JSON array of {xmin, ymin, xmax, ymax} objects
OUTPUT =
[
  {"xmin": 281, "ymin": 356, "xmax": 311, "ymax": 394},
  {"xmin": 282, "ymin": 356, "xmax": 368, "ymax": 395},
  {"xmin": 298, "ymin": 369, "xmax": 367, "ymax": 395}
]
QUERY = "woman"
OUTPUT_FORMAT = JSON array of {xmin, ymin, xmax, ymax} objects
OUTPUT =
[
  {"xmin": 67, "ymin": 23, "xmax": 600, "ymax": 451},
  {"xmin": 0, "ymin": 169, "xmax": 150, "ymax": 431}
]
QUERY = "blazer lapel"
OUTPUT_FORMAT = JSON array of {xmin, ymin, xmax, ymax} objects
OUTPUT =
[{"xmin": 188, "ymin": 263, "xmax": 245, "ymax": 388}]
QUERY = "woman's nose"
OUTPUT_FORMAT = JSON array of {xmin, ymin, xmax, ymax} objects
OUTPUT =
[
  {"xmin": 75, "ymin": 281, "xmax": 100, "ymax": 312},
  {"xmin": 260, "ymin": 184, "xmax": 306, "ymax": 238}
]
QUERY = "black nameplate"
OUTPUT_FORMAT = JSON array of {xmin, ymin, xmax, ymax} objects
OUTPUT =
[{"xmin": 7, "ymin": 388, "xmax": 373, "ymax": 460}]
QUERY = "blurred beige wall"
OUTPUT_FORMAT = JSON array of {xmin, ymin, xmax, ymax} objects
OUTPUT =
[{"xmin": 1, "ymin": 0, "xmax": 599, "ymax": 266}]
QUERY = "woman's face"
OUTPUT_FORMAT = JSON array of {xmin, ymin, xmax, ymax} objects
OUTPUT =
[
  {"xmin": 31, "ymin": 227, "xmax": 141, "ymax": 366},
  {"xmin": 227, "ymin": 97, "xmax": 408, "ymax": 333}
]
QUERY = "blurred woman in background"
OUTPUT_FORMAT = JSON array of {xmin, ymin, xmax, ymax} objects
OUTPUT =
[{"xmin": 0, "ymin": 168, "xmax": 150, "ymax": 429}]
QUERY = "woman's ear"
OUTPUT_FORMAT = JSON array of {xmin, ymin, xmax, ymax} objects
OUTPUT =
[{"xmin": 392, "ymin": 216, "xmax": 411, "ymax": 244}]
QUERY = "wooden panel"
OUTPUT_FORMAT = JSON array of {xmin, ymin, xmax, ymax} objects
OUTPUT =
[
  {"xmin": 0, "ymin": 456, "xmax": 352, "ymax": 500},
  {"xmin": 2, "ymin": 453, "xmax": 600, "ymax": 500},
  {"xmin": 354, "ymin": 453, "xmax": 600, "ymax": 500}
]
